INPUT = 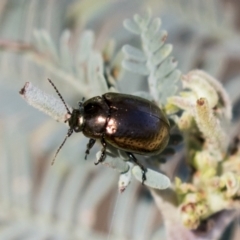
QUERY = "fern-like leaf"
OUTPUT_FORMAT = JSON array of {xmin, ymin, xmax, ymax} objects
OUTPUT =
[{"xmin": 122, "ymin": 10, "xmax": 181, "ymax": 105}]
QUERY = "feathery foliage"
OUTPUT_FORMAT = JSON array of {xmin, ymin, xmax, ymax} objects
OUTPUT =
[{"xmin": 122, "ymin": 9, "xmax": 181, "ymax": 105}]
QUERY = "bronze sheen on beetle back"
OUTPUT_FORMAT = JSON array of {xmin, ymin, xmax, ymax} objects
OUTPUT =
[{"xmin": 48, "ymin": 79, "xmax": 170, "ymax": 184}]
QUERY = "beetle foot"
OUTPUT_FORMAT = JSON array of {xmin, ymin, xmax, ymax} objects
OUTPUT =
[
  {"xmin": 85, "ymin": 138, "xmax": 96, "ymax": 160},
  {"xmin": 126, "ymin": 152, "xmax": 148, "ymax": 185},
  {"xmin": 84, "ymin": 151, "xmax": 89, "ymax": 160},
  {"xmin": 141, "ymin": 167, "xmax": 147, "ymax": 185},
  {"xmin": 94, "ymin": 160, "xmax": 100, "ymax": 165},
  {"xmin": 94, "ymin": 150, "xmax": 106, "ymax": 165},
  {"xmin": 94, "ymin": 136, "xmax": 107, "ymax": 165}
]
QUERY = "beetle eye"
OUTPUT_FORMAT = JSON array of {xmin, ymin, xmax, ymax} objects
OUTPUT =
[{"xmin": 85, "ymin": 104, "xmax": 96, "ymax": 112}]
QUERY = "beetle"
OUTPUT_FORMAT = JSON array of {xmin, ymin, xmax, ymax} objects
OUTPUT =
[{"xmin": 48, "ymin": 79, "xmax": 170, "ymax": 184}]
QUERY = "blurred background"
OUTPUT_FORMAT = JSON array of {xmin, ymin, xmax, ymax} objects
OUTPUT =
[{"xmin": 0, "ymin": 0, "xmax": 240, "ymax": 239}]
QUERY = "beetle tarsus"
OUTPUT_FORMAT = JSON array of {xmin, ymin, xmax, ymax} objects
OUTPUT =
[
  {"xmin": 85, "ymin": 138, "xmax": 96, "ymax": 160},
  {"xmin": 126, "ymin": 152, "xmax": 147, "ymax": 185},
  {"xmin": 94, "ymin": 137, "xmax": 107, "ymax": 165},
  {"xmin": 141, "ymin": 168, "xmax": 147, "ymax": 185},
  {"xmin": 94, "ymin": 150, "xmax": 106, "ymax": 165}
]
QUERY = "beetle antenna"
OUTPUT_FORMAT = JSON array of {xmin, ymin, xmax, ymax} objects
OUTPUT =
[
  {"xmin": 51, "ymin": 128, "xmax": 73, "ymax": 165},
  {"xmin": 48, "ymin": 78, "xmax": 71, "ymax": 114}
]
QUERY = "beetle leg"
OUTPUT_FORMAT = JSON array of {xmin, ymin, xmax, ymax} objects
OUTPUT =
[
  {"xmin": 126, "ymin": 152, "xmax": 147, "ymax": 185},
  {"xmin": 85, "ymin": 138, "xmax": 96, "ymax": 160},
  {"xmin": 95, "ymin": 137, "xmax": 107, "ymax": 165}
]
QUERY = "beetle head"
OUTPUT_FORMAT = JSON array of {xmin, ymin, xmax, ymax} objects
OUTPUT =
[
  {"xmin": 47, "ymin": 78, "xmax": 85, "ymax": 165},
  {"xmin": 67, "ymin": 100, "xmax": 85, "ymax": 133}
]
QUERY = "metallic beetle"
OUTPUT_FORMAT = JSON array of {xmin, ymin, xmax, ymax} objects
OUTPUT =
[{"xmin": 49, "ymin": 80, "xmax": 170, "ymax": 184}]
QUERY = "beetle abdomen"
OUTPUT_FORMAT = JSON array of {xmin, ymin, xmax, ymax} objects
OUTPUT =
[{"xmin": 103, "ymin": 93, "xmax": 170, "ymax": 155}]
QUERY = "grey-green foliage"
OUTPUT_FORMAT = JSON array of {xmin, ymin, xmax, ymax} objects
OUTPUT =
[
  {"xmin": 32, "ymin": 29, "xmax": 108, "ymax": 97},
  {"xmin": 122, "ymin": 10, "xmax": 181, "ymax": 105}
]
